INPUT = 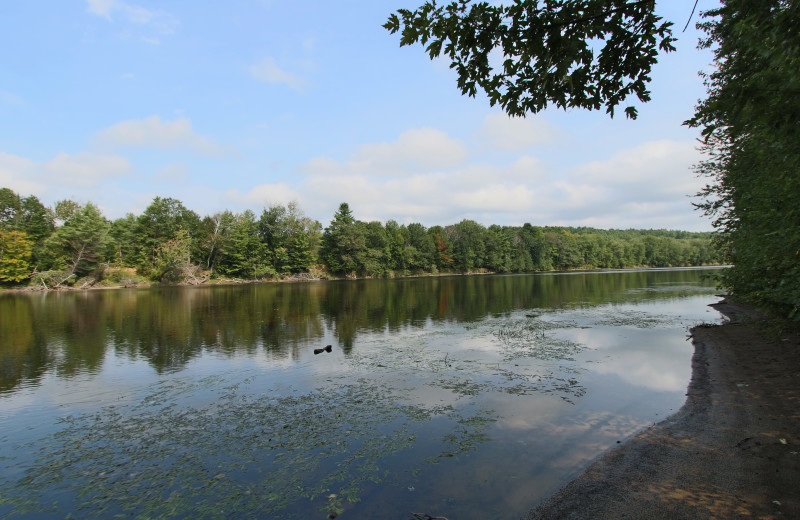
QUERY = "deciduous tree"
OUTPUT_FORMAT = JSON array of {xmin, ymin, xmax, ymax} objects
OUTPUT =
[
  {"xmin": 0, "ymin": 230, "xmax": 33, "ymax": 283},
  {"xmin": 385, "ymin": 0, "xmax": 675, "ymax": 119},
  {"xmin": 687, "ymin": 0, "xmax": 800, "ymax": 320},
  {"xmin": 42, "ymin": 202, "xmax": 109, "ymax": 284}
]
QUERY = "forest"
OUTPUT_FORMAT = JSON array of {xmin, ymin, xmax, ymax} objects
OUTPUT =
[{"xmin": 0, "ymin": 188, "xmax": 719, "ymax": 288}]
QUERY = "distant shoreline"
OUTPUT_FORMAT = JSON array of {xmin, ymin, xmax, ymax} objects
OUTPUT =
[{"xmin": 1, "ymin": 264, "xmax": 727, "ymax": 294}]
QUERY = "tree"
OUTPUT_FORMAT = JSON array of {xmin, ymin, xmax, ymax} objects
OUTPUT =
[
  {"xmin": 42, "ymin": 202, "xmax": 109, "ymax": 284},
  {"xmin": 320, "ymin": 203, "xmax": 365, "ymax": 275},
  {"xmin": 0, "ymin": 230, "xmax": 33, "ymax": 283},
  {"xmin": 0, "ymin": 189, "xmax": 54, "ymax": 267},
  {"xmin": 404, "ymin": 222, "xmax": 435, "ymax": 272},
  {"xmin": 199, "ymin": 211, "xmax": 235, "ymax": 273},
  {"xmin": 0, "ymin": 188, "xmax": 19, "ymax": 229},
  {"xmin": 687, "ymin": 1, "xmax": 800, "ymax": 320},
  {"xmin": 449, "ymin": 219, "xmax": 487, "ymax": 271},
  {"xmin": 104, "ymin": 214, "xmax": 138, "ymax": 267},
  {"xmin": 19, "ymin": 196, "xmax": 54, "ymax": 244},
  {"xmin": 259, "ymin": 201, "xmax": 320, "ymax": 274},
  {"xmin": 134, "ymin": 197, "xmax": 201, "ymax": 270},
  {"xmin": 384, "ymin": 220, "xmax": 406, "ymax": 271},
  {"xmin": 429, "ymin": 225, "xmax": 454, "ymax": 271},
  {"xmin": 485, "ymin": 224, "xmax": 512, "ymax": 272},
  {"xmin": 357, "ymin": 221, "xmax": 390, "ymax": 277},
  {"xmin": 384, "ymin": 0, "xmax": 676, "ymax": 119},
  {"xmin": 152, "ymin": 227, "xmax": 192, "ymax": 282},
  {"xmin": 218, "ymin": 210, "xmax": 271, "ymax": 279},
  {"xmin": 286, "ymin": 232, "xmax": 315, "ymax": 273},
  {"xmin": 259, "ymin": 204, "xmax": 289, "ymax": 271},
  {"xmin": 54, "ymin": 199, "xmax": 81, "ymax": 224}
]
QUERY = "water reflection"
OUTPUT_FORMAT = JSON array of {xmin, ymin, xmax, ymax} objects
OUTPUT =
[
  {"xmin": 0, "ymin": 268, "xmax": 723, "ymax": 520},
  {"xmin": 1, "ymin": 268, "xmax": 719, "ymax": 393}
]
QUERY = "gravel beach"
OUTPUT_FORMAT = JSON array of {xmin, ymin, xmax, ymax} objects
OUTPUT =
[{"xmin": 523, "ymin": 299, "xmax": 800, "ymax": 520}]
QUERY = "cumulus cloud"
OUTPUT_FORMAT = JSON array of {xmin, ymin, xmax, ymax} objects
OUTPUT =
[
  {"xmin": 552, "ymin": 140, "xmax": 705, "ymax": 228},
  {"xmin": 570, "ymin": 141, "xmax": 701, "ymax": 206},
  {"xmin": 249, "ymin": 57, "xmax": 306, "ymax": 91},
  {"xmin": 44, "ymin": 153, "xmax": 132, "ymax": 188},
  {"xmin": 225, "ymin": 183, "xmax": 300, "ymax": 208},
  {"xmin": 297, "ymin": 135, "xmax": 549, "ymax": 225},
  {"xmin": 153, "ymin": 162, "xmax": 189, "ymax": 182},
  {"xmin": 300, "ymin": 128, "xmax": 468, "ymax": 178},
  {"xmin": 0, "ymin": 151, "xmax": 132, "ymax": 202},
  {"xmin": 0, "ymin": 152, "xmax": 42, "ymax": 194},
  {"xmin": 475, "ymin": 112, "xmax": 562, "ymax": 151},
  {"xmin": 353, "ymin": 128, "xmax": 469, "ymax": 173},
  {"xmin": 292, "ymin": 124, "xmax": 706, "ymax": 230},
  {"xmin": 574, "ymin": 140, "xmax": 699, "ymax": 187},
  {"xmin": 94, "ymin": 115, "xmax": 224, "ymax": 156}
]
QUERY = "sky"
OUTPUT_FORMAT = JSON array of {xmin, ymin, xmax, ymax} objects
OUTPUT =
[{"xmin": 0, "ymin": 1, "xmax": 720, "ymax": 231}]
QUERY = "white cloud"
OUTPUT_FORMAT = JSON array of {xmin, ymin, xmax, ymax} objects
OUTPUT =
[
  {"xmin": 298, "ymin": 146, "xmax": 547, "ymax": 225},
  {"xmin": 292, "ymin": 125, "xmax": 707, "ymax": 230},
  {"xmin": 574, "ymin": 140, "xmax": 699, "ymax": 188},
  {"xmin": 0, "ymin": 152, "xmax": 42, "ymax": 194},
  {"xmin": 353, "ymin": 128, "xmax": 468, "ymax": 173},
  {"xmin": 249, "ymin": 57, "xmax": 306, "ymax": 91},
  {"xmin": 153, "ymin": 163, "xmax": 189, "ymax": 182},
  {"xmin": 0, "ymin": 151, "xmax": 131, "ymax": 201},
  {"xmin": 542, "ymin": 140, "xmax": 706, "ymax": 229},
  {"xmin": 570, "ymin": 140, "xmax": 704, "ymax": 207},
  {"xmin": 44, "ymin": 153, "xmax": 132, "ymax": 188},
  {"xmin": 94, "ymin": 115, "xmax": 225, "ymax": 156},
  {"xmin": 300, "ymin": 128, "xmax": 468, "ymax": 178},
  {"xmin": 451, "ymin": 184, "xmax": 535, "ymax": 211},
  {"xmin": 225, "ymin": 183, "xmax": 300, "ymax": 208},
  {"xmin": 475, "ymin": 112, "xmax": 561, "ymax": 151}
]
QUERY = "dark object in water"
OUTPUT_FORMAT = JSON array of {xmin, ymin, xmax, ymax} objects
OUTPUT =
[{"xmin": 314, "ymin": 345, "xmax": 333, "ymax": 355}]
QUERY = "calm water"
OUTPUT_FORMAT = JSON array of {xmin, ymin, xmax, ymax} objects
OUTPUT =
[{"xmin": 0, "ymin": 268, "xmax": 723, "ymax": 519}]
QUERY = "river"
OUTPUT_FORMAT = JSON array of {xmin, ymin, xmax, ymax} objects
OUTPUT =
[{"xmin": 0, "ymin": 267, "xmax": 724, "ymax": 519}]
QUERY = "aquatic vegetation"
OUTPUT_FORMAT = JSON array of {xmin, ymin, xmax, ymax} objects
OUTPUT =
[
  {"xmin": 494, "ymin": 316, "xmax": 587, "ymax": 361},
  {"xmin": 0, "ymin": 373, "xmax": 497, "ymax": 519}
]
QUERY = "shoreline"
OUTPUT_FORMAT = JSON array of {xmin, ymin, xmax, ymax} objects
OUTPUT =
[
  {"xmin": 1, "ymin": 264, "xmax": 726, "ymax": 294},
  {"xmin": 523, "ymin": 298, "xmax": 800, "ymax": 519}
]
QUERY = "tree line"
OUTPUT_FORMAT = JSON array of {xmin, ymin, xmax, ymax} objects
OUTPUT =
[{"xmin": 0, "ymin": 187, "xmax": 719, "ymax": 288}]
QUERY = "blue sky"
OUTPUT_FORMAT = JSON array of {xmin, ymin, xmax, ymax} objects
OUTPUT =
[{"xmin": 1, "ymin": 1, "xmax": 719, "ymax": 231}]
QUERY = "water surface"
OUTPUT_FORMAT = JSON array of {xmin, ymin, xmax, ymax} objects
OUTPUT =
[{"xmin": 0, "ymin": 268, "xmax": 723, "ymax": 519}]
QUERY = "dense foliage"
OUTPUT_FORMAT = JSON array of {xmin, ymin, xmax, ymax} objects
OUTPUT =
[
  {"xmin": 0, "ymin": 188, "xmax": 719, "ymax": 287},
  {"xmin": 384, "ymin": 0, "xmax": 675, "ymax": 119},
  {"xmin": 687, "ymin": 0, "xmax": 800, "ymax": 321}
]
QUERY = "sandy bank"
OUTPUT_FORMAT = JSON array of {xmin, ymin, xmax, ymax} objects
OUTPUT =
[{"xmin": 523, "ymin": 299, "xmax": 800, "ymax": 519}]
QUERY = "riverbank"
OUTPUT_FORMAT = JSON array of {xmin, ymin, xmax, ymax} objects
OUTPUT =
[
  {"xmin": 1, "ymin": 265, "xmax": 725, "ymax": 294},
  {"xmin": 523, "ymin": 298, "xmax": 800, "ymax": 519}
]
